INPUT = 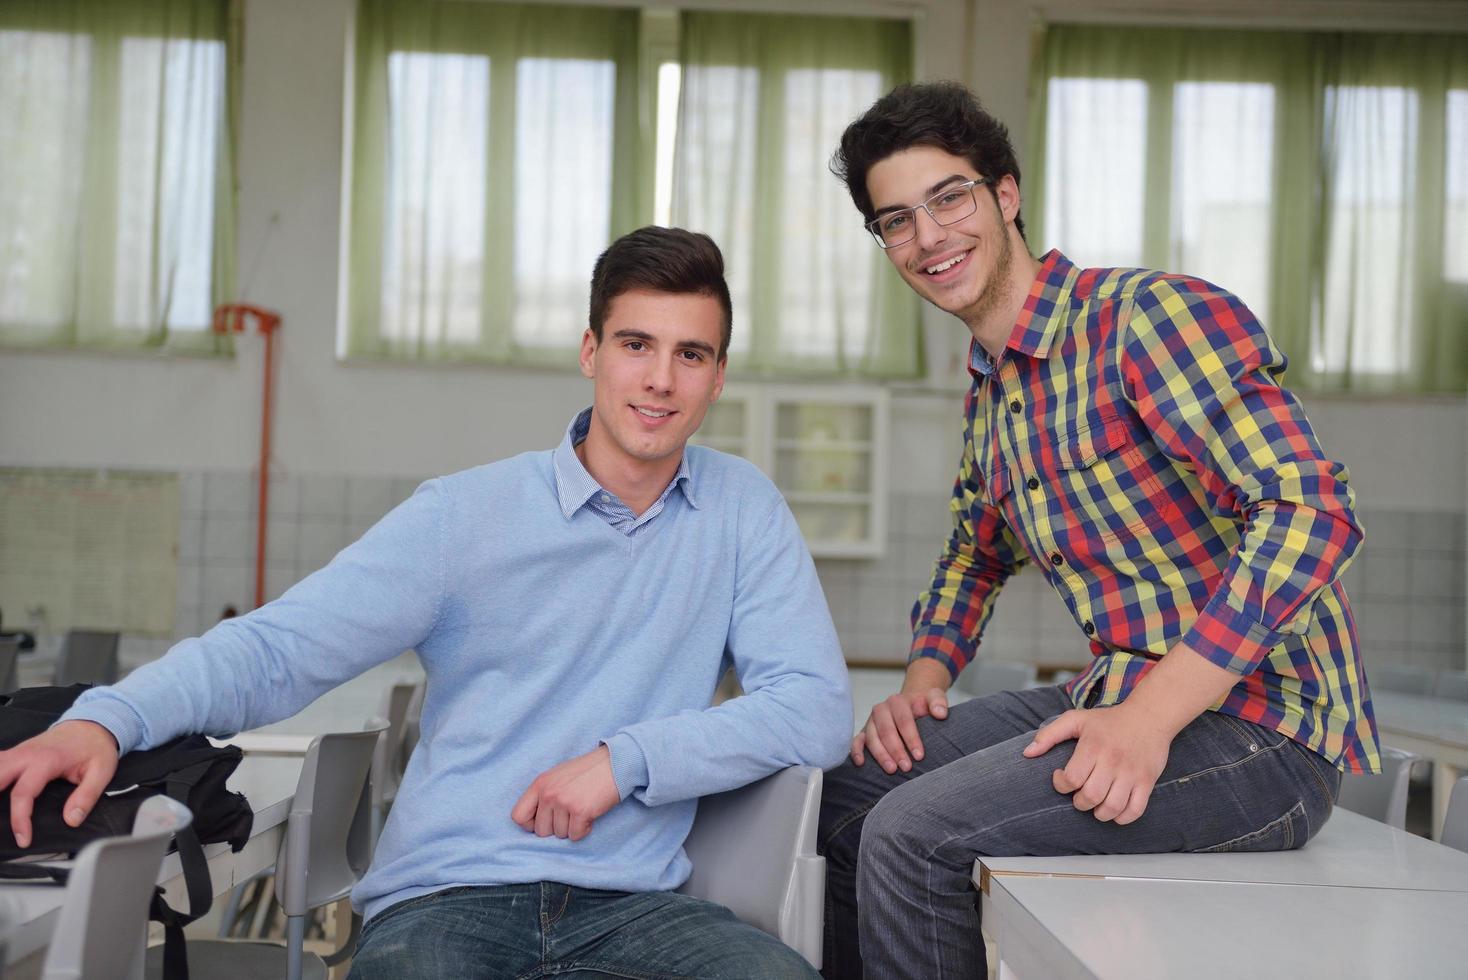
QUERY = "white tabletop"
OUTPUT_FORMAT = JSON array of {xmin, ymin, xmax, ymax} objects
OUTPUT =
[
  {"xmin": 984, "ymin": 875, "xmax": 1468, "ymax": 980},
  {"xmin": 975, "ymin": 808, "xmax": 1468, "ymax": 892},
  {"xmin": 1, "ymin": 754, "xmax": 302, "ymax": 966},
  {"xmin": 1373, "ymin": 691, "xmax": 1468, "ymax": 749}
]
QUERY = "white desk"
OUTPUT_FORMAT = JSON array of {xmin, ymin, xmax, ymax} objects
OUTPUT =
[
  {"xmin": 1, "ymin": 754, "xmax": 302, "ymax": 967},
  {"xmin": 982, "ymin": 875, "xmax": 1468, "ymax": 980},
  {"xmin": 1372, "ymin": 691, "xmax": 1468, "ymax": 840},
  {"xmin": 976, "ymin": 807, "xmax": 1468, "ymax": 979},
  {"xmin": 225, "ymin": 651, "xmax": 422, "ymax": 756},
  {"xmin": 973, "ymin": 808, "xmax": 1468, "ymax": 893}
]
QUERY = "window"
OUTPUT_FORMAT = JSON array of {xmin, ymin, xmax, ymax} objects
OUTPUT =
[
  {"xmin": 1035, "ymin": 25, "xmax": 1468, "ymax": 392},
  {"xmin": 346, "ymin": 1, "xmax": 639, "ymax": 364},
  {"xmin": 1171, "ymin": 82, "xmax": 1274, "ymax": 317},
  {"xmin": 1315, "ymin": 85, "xmax": 1418, "ymax": 375},
  {"xmin": 1043, "ymin": 78, "xmax": 1148, "ymax": 269},
  {"xmin": 0, "ymin": 2, "xmax": 231, "ymax": 352},
  {"xmin": 347, "ymin": 4, "xmax": 919, "ymax": 378}
]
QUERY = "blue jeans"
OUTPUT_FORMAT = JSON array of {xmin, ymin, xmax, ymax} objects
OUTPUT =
[
  {"xmin": 348, "ymin": 881, "xmax": 818, "ymax": 980},
  {"xmin": 817, "ymin": 686, "xmax": 1341, "ymax": 980}
]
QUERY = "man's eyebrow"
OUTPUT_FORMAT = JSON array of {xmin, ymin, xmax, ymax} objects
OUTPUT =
[
  {"xmin": 611, "ymin": 328, "xmax": 717, "ymax": 357},
  {"xmin": 872, "ymin": 174, "xmax": 971, "ymax": 218}
]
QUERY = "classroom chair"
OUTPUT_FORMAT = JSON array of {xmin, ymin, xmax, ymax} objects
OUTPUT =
[
  {"xmin": 146, "ymin": 725, "xmax": 385, "ymax": 980},
  {"xmin": 368, "ymin": 681, "xmax": 421, "ymax": 848},
  {"xmin": 53, "ymin": 630, "xmax": 120, "ymax": 687},
  {"xmin": 1442, "ymin": 776, "xmax": 1468, "ymax": 853},
  {"xmin": 0, "ymin": 636, "xmax": 18, "ymax": 694},
  {"xmin": 42, "ymin": 795, "xmax": 193, "ymax": 980},
  {"xmin": 1372, "ymin": 664, "xmax": 1435, "ymax": 696},
  {"xmin": 1434, "ymin": 670, "xmax": 1468, "ymax": 702},
  {"xmin": 1336, "ymin": 745, "xmax": 1419, "ymax": 830},
  {"xmin": 678, "ymin": 765, "xmax": 825, "ymax": 969},
  {"xmin": 953, "ymin": 659, "xmax": 1039, "ymax": 699}
]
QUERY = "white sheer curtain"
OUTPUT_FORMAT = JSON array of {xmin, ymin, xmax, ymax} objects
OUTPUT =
[{"xmin": 0, "ymin": 1, "xmax": 233, "ymax": 352}]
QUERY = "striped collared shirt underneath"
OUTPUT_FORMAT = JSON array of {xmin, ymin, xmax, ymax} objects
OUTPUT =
[
  {"xmin": 912, "ymin": 250, "xmax": 1379, "ymax": 774},
  {"xmin": 552, "ymin": 407, "xmax": 697, "ymax": 536}
]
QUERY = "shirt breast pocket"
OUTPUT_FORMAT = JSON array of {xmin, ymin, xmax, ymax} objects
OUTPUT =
[{"xmin": 1051, "ymin": 416, "xmax": 1180, "ymax": 545}]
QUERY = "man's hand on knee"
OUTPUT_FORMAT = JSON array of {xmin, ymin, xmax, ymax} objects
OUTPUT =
[
  {"xmin": 511, "ymin": 745, "xmax": 621, "ymax": 841},
  {"xmin": 1022, "ymin": 705, "xmax": 1171, "ymax": 825},
  {"xmin": 851, "ymin": 688, "xmax": 948, "ymax": 775}
]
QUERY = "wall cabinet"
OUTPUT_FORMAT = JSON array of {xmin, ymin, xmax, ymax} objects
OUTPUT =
[{"xmin": 695, "ymin": 384, "xmax": 889, "ymax": 558}]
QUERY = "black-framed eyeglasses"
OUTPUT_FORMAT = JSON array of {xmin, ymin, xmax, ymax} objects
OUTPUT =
[{"xmin": 866, "ymin": 178, "xmax": 990, "ymax": 249}]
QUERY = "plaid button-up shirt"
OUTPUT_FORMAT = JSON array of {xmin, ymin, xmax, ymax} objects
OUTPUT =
[{"xmin": 912, "ymin": 250, "xmax": 1380, "ymax": 774}]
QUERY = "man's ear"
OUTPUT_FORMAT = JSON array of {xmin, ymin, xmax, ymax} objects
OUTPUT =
[
  {"xmin": 710, "ymin": 356, "xmax": 727, "ymax": 404},
  {"xmin": 995, "ymin": 174, "xmax": 1022, "ymax": 226},
  {"xmin": 579, "ymin": 328, "xmax": 598, "ymax": 380}
]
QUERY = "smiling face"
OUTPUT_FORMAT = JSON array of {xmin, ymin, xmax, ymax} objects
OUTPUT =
[
  {"xmin": 578, "ymin": 288, "xmax": 727, "ymax": 487},
  {"xmin": 865, "ymin": 145, "xmax": 1021, "ymax": 328}
]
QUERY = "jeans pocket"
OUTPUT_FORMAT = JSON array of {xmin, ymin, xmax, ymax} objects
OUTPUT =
[{"xmin": 1192, "ymin": 800, "xmax": 1308, "ymax": 853}]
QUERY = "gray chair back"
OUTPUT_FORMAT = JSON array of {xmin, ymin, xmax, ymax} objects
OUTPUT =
[
  {"xmin": 679, "ymin": 766, "xmax": 824, "ymax": 969},
  {"xmin": 1372, "ymin": 664, "xmax": 1435, "ymax": 696},
  {"xmin": 0, "ymin": 637, "xmax": 18, "ymax": 693},
  {"xmin": 1443, "ymin": 776, "xmax": 1468, "ymax": 853},
  {"xmin": 42, "ymin": 796, "xmax": 192, "ymax": 980},
  {"xmin": 54, "ymin": 630, "xmax": 120, "ymax": 687},
  {"xmin": 954, "ymin": 659, "xmax": 1038, "ymax": 698},
  {"xmin": 1434, "ymin": 670, "xmax": 1468, "ymax": 703},
  {"xmin": 1336, "ymin": 745, "xmax": 1418, "ymax": 829}
]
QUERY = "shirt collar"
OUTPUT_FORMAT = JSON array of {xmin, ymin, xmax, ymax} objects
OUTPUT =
[
  {"xmin": 552, "ymin": 407, "xmax": 698, "ymax": 519},
  {"xmin": 967, "ymin": 249, "xmax": 1078, "ymax": 378}
]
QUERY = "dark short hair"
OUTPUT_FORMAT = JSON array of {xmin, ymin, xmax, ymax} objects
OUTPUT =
[
  {"xmin": 832, "ymin": 81, "xmax": 1026, "ymax": 240},
  {"xmin": 588, "ymin": 226, "xmax": 733, "ymax": 360}
]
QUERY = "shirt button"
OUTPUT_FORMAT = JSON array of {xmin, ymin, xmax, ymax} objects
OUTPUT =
[
  {"xmin": 600, "ymin": 493, "xmax": 611, "ymax": 503},
  {"xmin": 1050, "ymin": 552, "xmax": 1064, "ymax": 567},
  {"xmin": 1084, "ymin": 621, "xmax": 1096, "ymax": 636},
  {"xmin": 1009, "ymin": 399, "xmax": 1023, "ymax": 413},
  {"xmin": 1026, "ymin": 476, "xmax": 1040, "ymax": 491}
]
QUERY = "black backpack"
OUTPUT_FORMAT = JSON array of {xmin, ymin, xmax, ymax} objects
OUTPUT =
[{"xmin": 0, "ymin": 684, "xmax": 255, "ymax": 979}]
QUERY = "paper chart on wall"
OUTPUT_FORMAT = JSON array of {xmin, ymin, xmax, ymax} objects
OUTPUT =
[{"xmin": 0, "ymin": 468, "xmax": 179, "ymax": 635}]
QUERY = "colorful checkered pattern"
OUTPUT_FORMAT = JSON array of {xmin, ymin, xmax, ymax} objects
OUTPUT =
[{"xmin": 912, "ymin": 250, "xmax": 1380, "ymax": 774}]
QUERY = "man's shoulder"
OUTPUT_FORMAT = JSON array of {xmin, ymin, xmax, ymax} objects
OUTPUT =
[
  {"xmin": 434, "ymin": 451, "xmax": 555, "ymax": 498},
  {"xmin": 685, "ymin": 444, "xmax": 782, "ymax": 505}
]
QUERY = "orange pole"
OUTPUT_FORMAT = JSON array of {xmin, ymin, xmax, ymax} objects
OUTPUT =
[
  {"xmin": 255, "ymin": 326, "xmax": 275, "ymax": 609},
  {"xmin": 212, "ymin": 304, "xmax": 282, "ymax": 611}
]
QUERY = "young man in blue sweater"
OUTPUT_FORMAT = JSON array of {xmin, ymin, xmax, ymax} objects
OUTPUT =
[{"xmin": 0, "ymin": 227, "xmax": 853, "ymax": 979}]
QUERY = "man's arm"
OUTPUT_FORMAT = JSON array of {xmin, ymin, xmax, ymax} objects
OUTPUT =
[
  {"xmin": 1025, "ymin": 276, "xmax": 1363, "ymax": 822},
  {"xmin": 0, "ymin": 479, "xmax": 450, "ymax": 845},
  {"xmin": 855, "ymin": 395, "xmax": 1029, "ymax": 774}
]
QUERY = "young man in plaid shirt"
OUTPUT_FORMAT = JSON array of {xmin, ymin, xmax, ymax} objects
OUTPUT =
[{"xmin": 817, "ymin": 82, "xmax": 1380, "ymax": 980}]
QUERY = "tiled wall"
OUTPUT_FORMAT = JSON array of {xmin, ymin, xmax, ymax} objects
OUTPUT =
[{"xmin": 103, "ymin": 475, "xmax": 1467, "ymax": 679}]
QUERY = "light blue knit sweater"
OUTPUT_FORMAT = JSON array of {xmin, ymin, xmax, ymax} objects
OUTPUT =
[{"xmin": 63, "ymin": 418, "xmax": 852, "ymax": 919}]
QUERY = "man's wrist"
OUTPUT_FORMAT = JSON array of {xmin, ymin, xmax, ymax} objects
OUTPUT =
[{"xmin": 901, "ymin": 657, "xmax": 953, "ymax": 696}]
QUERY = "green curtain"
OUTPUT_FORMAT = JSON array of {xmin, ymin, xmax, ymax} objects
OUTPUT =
[
  {"xmin": 1029, "ymin": 24, "xmax": 1468, "ymax": 393},
  {"xmin": 673, "ymin": 12, "xmax": 920, "ymax": 379},
  {"xmin": 346, "ymin": 0, "xmax": 642, "ymax": 365},
  {"xmin": 0, "ymin": 0, "xmax": 236, "ymax": 354}
]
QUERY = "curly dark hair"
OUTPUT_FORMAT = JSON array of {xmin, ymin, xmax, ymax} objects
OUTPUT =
[
  {"xmin": 832, "ymin": 81, "xmax": 1025, "ymax": 241},
  {"xmin": 588, "ymin": 226, "xmax": 732, "ymax": 360}
]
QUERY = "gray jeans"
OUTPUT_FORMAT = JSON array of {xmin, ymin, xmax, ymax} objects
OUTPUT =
[{"xmin": 817, "ymin": 686, "xmax": 1341, "ymax": 980}]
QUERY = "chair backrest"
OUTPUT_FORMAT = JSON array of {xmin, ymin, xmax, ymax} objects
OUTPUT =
[
  {"xmin": 53, "ymin": 630, "xmax": 120, "ymax": 687},
  {"xmin": 1443, "ymin": 775, "xmax": 1468, "ymax": 853},
  {"xmin": 274, "ymin": 725, "xmax": 386, "ymax": 917},
  {"xmin": 400, "ymin": 682, "xmax": 425, "ymax": 767},
  {"xmin": 678, "ymin": 766, "xmax": 824, "ymax": 969},
  {"xmin": 42, "ymin": 795, "xmax": 192, "ymax": 980},
  {"xmin": 954, "ymin": 659, "xmax": 1038, "ymax": 698},
  {"xmin": 1336, "ymin": 745, "xmax": 1418, "ymax": 829},
  {"xmin": 0, "ymin": 636, "xmax": 18, "ymax": 694},
  {"xmin": 373, "ymin": 681, "xmax": 418, "ymax": 797},
  {"xmin": 1433, "ymin": 670, "xmax": 1468, "ymax": 703},
  {"xmin": 1372, "ymin": 664, "xmax": 1435, "ymax": 696}
]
